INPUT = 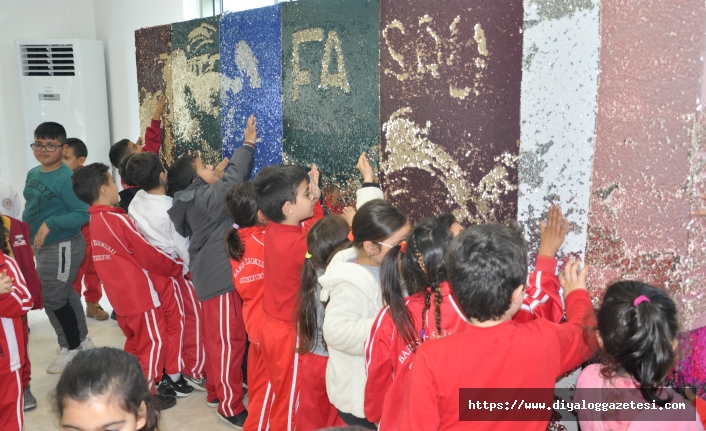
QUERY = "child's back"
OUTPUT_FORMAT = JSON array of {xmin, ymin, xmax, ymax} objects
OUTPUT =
[{"xmin": 129, "ymin": 190, "xmax": 189, "ymax": 264}]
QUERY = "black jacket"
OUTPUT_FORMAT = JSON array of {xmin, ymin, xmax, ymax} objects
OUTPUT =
[{"xmin": 168, "ymin": 145, "xmax": 254, "ymax": 301}]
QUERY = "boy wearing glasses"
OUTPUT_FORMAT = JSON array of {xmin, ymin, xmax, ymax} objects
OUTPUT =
[{"xmin": 22, "ymin": 122, "xmax": 93, "ymax": 374}]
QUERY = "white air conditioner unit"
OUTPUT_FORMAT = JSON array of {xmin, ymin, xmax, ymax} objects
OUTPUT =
[{"xmin": 16, "ymin": 39, "xmax": 110, "ymax": 171}]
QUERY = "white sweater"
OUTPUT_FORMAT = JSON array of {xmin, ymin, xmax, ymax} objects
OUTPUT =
[
  {"xmin": 128, "ymin": 190, "xmax": 190, "ymax": 267},
  {"xmin": 319, "ymin": 184, "xmax": 385, "ymax": 418}
]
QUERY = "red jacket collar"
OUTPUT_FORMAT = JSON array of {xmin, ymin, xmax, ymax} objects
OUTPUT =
[{"xmin": 88, "ymin": 205, "xmax": 126, "ymax": 215}]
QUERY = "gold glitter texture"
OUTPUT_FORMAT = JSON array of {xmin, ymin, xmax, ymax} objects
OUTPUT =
[
  {"xmin": 291, "ymin": 28, "xmax": 324, "ymax": 101},
  {"xmin": 320, "ymin": 30, "xmax": 350, "ymax": 94}
]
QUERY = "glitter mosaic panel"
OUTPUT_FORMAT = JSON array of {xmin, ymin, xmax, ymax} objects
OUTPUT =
[
  {"xmin": 135, "ymin": 24, "xmax": 175, "ymax": 165},
  {"xmin": 379, "ymin": 0, "xmax": 523, "ymax": 224},
  {"xmin": 220, "ymin": 6, "xmax": 283, "ymax": 179},
  {"xmin": 517, "ymin": 0, "xmax": 600, "ymax": 268},
  {"xmin": 586, "ymin": 0, "xmax": 706, "ymax": 330},
  {"xmin": 171, "ymin": 16, "xmax": 222, "ymax": 166},
  {"xmin": 281, "ymin": 0, "xmax": 380, "ymax": 210}
]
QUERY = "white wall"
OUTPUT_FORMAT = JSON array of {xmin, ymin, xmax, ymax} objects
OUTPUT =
[{"xmin": 0, "ymin": 0, "xmax": 96, "ymax": 193}]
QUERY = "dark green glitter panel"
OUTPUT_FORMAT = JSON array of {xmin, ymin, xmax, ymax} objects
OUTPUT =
[
  {"xmin": 282, "ymin": 0, "xmax": 380, "ymax": 210},
  {"xmin": 171, "ymin": 16, "xmax": 223, "ymax": 166}
]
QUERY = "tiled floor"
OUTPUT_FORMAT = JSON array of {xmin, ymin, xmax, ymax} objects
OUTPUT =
[{"xmin": 23, "ymin": 296, "xmax": 240, "ymax": 430}]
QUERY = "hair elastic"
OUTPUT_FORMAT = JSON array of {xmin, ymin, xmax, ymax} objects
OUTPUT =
[
  {"xmin": 633, "ymin": 295, "xmax": 651, "ymax": 307},
  {"xmin": 233, "ymin": 223, "xmax": 240, "ymax": 230},
  {"xmin": 399, "ymin": 241, "xmax": 407, "ymax": 253},
  {"xmin": 348, "ymin": 229, "xmax": 355, "ymax": 242},
  {"xmin": 305, "ymin": 252, "xmax": 312, "ymax": 259}
]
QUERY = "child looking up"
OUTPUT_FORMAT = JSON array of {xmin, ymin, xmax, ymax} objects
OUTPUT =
[
  {"xmin": 225, "ymin": 181, "xmax": 269, "ymax": 431},
  {"xmin": 295, "ymin": 215, "xmax": 351, "ymax": 430},
  {"xmin": 62, "ymin": 137, "xmax": 108, "ymax": 321},
  {"xmin": 319, "ymin": 195, "xmax": 410, "ymax": 429},
  {"xmin": 576, "ymin": 281, "xmax": 704, "ymax": 430},
  {"xmin": 72, "ymin": 163, "xmax": 183, "ymax": 410},
  {"xmin": 108, "ymin": 94, "xmax": 166, "ymax": 169},
  {"xmin": 397, "ymin": 224, "xmax": 597, "ymax": 431},
  {"xmin": 23, "ymin": 121, "xmax": 92, "ymax": 374},
  {"xmin": 168, "ymin": 115, "xmax": 257, "ymax": 428},
  {"xmin": 365, "ymin": 206, "xmax": 568, "ymax": 428},
  {"xmin": 0, "ymin": 247, "xmax": 33, "ymax": 431},
  {"xmin": 56, "ymin": 347, "xmax": 161, "ymax": 431},
  {"xmin": 127, "ymin": 151, "xmax": 203, "ymax": 397},
  {"xmin": 253, "ymin": 162, "xmax": 323, "ymax": 431}
]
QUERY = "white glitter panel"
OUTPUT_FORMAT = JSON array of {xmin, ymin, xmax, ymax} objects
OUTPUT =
[{"xmin": 517, "ymin": 0, "xmax": 600, "ymax": 268}]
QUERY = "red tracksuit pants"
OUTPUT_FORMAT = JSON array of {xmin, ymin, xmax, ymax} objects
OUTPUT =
[
  {"xmin": 117, "ymin": 308, "xmax": 166, "ymax": 387},
  {"xmin": 0, "ymin": 370, "xmax": 23, "ymax": 431},
  {"xmin": 296, "ymin": 353, "xmax": 344, "ymax": 430},
  {"xmin": 259, "ymin": 313, "xmax": 298, "ymax": 431},
  {"xmin": 243, "ymin": 343, "xmax": 271, "ymax": 431},
  {"xmin": 154, "ymin": 277, "xmax": 184, "ymax": 376},
  {"xmin": 202, "ymin": 290, "xmax": 247, "ymax": 418},
  {"xmin": 21, "ymin": 316, "xmax": 30, "ymax": 389},
  {"xmin": 73, "ymin": 230, "xmax": 102, "ymax": 303},
  {"xmin": 178, "ymin": 276, "xmax": 206, "ymax": 380}
]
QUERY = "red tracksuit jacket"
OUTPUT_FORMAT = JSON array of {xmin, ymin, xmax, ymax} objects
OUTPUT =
[
  {"xmin": 87, "ymin": 205, "xmax": 182, "ymax": 316},
  {"xmin": 262, "ymin": 202, "xmax": 324, "ymax": 322},
  {"xmin": 364, "ymin": 256, "xmax": 563, "ymax": 427},
  {"xmin": 396, "ymin": 289, "xmax": 596, "ymax": 431},
  {"xmin": 230, "ymin": 225, "xmax": 266, "ymax": 344},
  {"xmin": 3, "ymin": 217, "xmax": 42, "ymax": 310},
  {"xmin": 0, "ymin": 252, "xmax": 33, "ymax": 375}
]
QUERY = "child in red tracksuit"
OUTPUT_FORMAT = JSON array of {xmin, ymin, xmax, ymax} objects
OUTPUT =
[
  {"xmin": 63, "ymin": 138, "xmax": 108, "ymax": 321},
  {"xmin": 364, "ymin": 206, "xmax": 567, "ymax": 429},
  {"xmin": 225, "ymin": 182, "xmax": 270, "ymax": 431},
  {"xmin": 294, "ymin": 215, "xmax": 350, "ymax": 430},
  {"xmin": 71, "ymin": 163, "xmax": 183, "ymax": 411},
  {"xmin": 0, "ymin": 249, "xmax": 34, "ymax": 431},
  {"xmin": 2, "ymin": 216, "xmax": 41, "ymax": 411},
  {"xmin": 396, "ymin": 223, "xmax": 598, "ymax": 431},
  {"xmin": 252, "ymin": 163, "xmax": 324, "ymax": 431},
  {"xmin": 126, "ymin": 151, "xmax": 202, "ymax": 398}
]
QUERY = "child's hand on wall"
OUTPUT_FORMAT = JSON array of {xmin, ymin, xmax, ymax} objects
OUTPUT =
[
  {"xmin": 356, "ymin": 152, "xmax": 376, "ymax": 183},
  {"xmin": 309, "ymin": 164, "xmax": 321, "ymax": 201},
  {"xmin": 537, "ymin": 205, "xmax": 568, "ymax": 258},
  {"xmin": 244, "ymin": 115, "xmax": 257, "ymax": 145},
  {"xmin": 558, "ymin": 260, "xmax": 589, "ymax": 298},
  {"xmin": 153, "ymin": 94, "xmax": 167, "ymax": 121}
]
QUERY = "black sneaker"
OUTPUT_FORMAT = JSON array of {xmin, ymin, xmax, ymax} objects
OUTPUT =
[
  {"xmin": 155, "ymin": 377, "xmax": 177, "ymax": 398},
  {"xmin": 110, "ymin": 310, "xmax": 117, "ymax": 321},
  {"xmin": 156, "ymin": 393, "xmax": 177, "ymax": 410},
  {"xmin": 167, "ymin": 374, "xmax": 194, "ymax": 397},
  {"xmin": 218, "ymin": 410, "xmax": 248, "ymax": 429},
  {"xmin": 183, "ymin": 374, "xmax": 206, "ymax": 391},
  {"xmin": 207, "ymin": 398, "xmax": 219, "ymax": 408}
]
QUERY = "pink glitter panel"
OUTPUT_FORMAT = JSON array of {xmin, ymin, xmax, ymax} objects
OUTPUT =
[{"xmin": 587, "ymin": 0, "xmax": 706, "ymax": 330}]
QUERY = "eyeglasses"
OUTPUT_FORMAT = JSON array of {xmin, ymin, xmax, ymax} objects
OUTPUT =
[{"xmin": 30, "ymin": 142, "xmax": 64, "ymax": 152}]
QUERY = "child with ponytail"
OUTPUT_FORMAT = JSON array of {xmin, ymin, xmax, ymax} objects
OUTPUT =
[
  {"xmin": 319, "ymin": 188, "xmax": 410, "ymax": 429},
  {"xmin": 364, "ymin": 205, "xmax": 569, "ymax": 428},
  {"xmin": 576, "ymin": 281, "xmax": 704, "ymax": 430},
  {"xmin": 225, "ymin": 181, "xmax": 269, "ymax": 431},
  {"xmin": 295, "ymin": 215, "xmax": 351, "ymax": 430}
]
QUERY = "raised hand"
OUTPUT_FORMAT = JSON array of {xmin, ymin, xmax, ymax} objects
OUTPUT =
[
  {"xmin": 342, "ymin": 206, "xmax": 356, "ymax": 226},
  {"xmin": 244, "ymin": 115, "xmax": 257, "ymax": 145},
  {"xmin": 153, "ymin": 94, "xmax": 167, "ymax": 121},
  {"xmin": 537, "ymin": 205, "xmax": 569, "ymax": 258},
  {"xmin": 558, "ymin": 260, "xmax": 589, "ymax": 298},
  {"xmin": 309, "ymin": 164, "xmax": 321, "ymax": 201},
  {"xmin": 215, "ymin": 158, "xmax": 229, "ymax": 179},
  {"xmin": 356, "ymin": 152, "xmax": 376, "ymax": 183}
]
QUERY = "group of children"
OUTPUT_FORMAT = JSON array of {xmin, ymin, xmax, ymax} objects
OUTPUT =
[{"xmin": 1, "ymin": 96, "xmax": 705, "ymax": 431}]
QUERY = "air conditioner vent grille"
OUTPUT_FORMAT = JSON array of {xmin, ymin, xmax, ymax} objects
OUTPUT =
[{"xmin": 20, "ymin": 44, "xmax": 75, "ymax": 76}]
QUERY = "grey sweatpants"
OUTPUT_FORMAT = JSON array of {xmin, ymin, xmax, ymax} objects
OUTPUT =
[{"xmin": 35, "ymin": 233, "xmax": 89, "ymax": 348}]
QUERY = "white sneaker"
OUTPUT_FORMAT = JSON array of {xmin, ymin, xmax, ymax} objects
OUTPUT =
[
  {"xmin": 47, "ymin": 348, "xmax": 79, "ymax": 374},
  {"xmin": 55, "ymin": 338, "xmax": 95, "ymax": 355}
]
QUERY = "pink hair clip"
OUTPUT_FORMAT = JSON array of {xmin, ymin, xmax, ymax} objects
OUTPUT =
[{"xmin": 633, "ymin": 295, "xmax": 650, "ymax": 307}]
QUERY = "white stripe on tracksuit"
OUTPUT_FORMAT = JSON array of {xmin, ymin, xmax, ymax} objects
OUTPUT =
[
  {"xmin": 143, "ymin": 309, "xmax": 163, "ymax": 384},
  {"xmin": 259, "ymin": 382, "xmax": 273, "ymax": 431},
  {"xmin": 170, "ymin": 278, "xmax": 186, "ymax": 371},
  {"xmin": 14, "ymin": 370, "xmax": 23, "ymax": 430},
  {"xmin": 220, "ymin": 295, "xmax": 235, "ymax": 417},
  {"xmin": 183, "ymin": 278, "xmax": 205, "ymax": 378},
  {"xmin": 288, "ymin": 338, "xmax": 299, "ymax": 431}
]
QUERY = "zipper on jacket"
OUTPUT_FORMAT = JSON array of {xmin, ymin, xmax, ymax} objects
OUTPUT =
[{"xmin": 0, "ymin": 344, "xmax": 4, "ymax": 358}]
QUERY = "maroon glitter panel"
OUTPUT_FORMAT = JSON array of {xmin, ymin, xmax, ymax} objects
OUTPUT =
[
  {"xmin": 587, "ymin": 0, "xmax": 706, "ymax": 330},
  {"xmin": 379, "ymin": 0, "xmax": 523, "ymax": 224},
  {"xmin": 134, "ymin": 24, "xmax": 175, "ymax": 165}
]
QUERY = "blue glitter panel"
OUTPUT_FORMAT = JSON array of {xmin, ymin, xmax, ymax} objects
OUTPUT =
[
  {"xmin": 220, "ymin": 6, "xmax": 283, "ymax": 179},
  {"xmin": 282, "ymin": 0, "xmax": 380, "ymax": 211}
]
